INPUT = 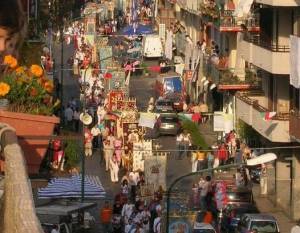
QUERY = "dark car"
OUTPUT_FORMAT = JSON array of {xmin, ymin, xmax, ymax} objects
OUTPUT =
[
  {"xmin": 156, "ymin": 113, "xmax": 181, "ymax": 135},
  {"xmin": 155, "ymin": 98, "xmax": 175, "ymax": 113},
  {"xmin": 221, "ymin": 203, "xmax": 259, "ymax": 233}
]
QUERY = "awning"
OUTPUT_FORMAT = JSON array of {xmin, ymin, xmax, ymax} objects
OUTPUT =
[
  {"xmin": 38, "ymin": 175, "xmax": 106, "ymax": 199},
  {"xmin": 36, "ymin": 202, "xmax": 97, "ymax": 216}
]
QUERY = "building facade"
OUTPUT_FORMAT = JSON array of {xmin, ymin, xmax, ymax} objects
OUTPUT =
[{"xmin": 163, "ymin": 0, "xmax": 300, "ymax": 220}]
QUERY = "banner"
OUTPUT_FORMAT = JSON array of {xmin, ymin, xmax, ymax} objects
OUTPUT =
[
  {"xmin": 144, "ymin": 154, "xmax": 167, "ymax": 190},
  {"xmin": 99, "ymin": 46, "xmax": 112, "ymax": 70},
  {"xmin": 290, "ymin": 35, "xmax": 300, "ymax": 88},
  {"xmin": 132, "ymin": 140, "xmax": 152, "ymax": 172},
  {"xmin": 138, "ymin": 112, "xmax": 157, "ymax": 129},
  {"xmin": 108, "ymin": 91, "xmax": 124, "ymax": 111}
]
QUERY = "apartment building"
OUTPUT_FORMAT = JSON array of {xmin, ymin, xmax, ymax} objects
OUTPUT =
[
  {"xmin": 235, "ymin": 0, "xmax": 300, "ymax": 219},
  {"xmin": 165, "ymin": 0, "xmax": 300, "ymax": 220}
]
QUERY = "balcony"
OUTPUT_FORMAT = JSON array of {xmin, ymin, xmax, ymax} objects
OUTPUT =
[
  {"xmin": 238, "ymin": 34, "xmax": 290, "ymax": 74},
  {"xmin": 204, "ymin": 56, "xmax": 260, "ymax": 90},
  {"xmin": 290, "ymin": 112, "xmax": 300, "ymax": 141},
  {"xmin": 217, "ymin": 10, "xmax": 260, "ymax": 32},
  {"xmin": 255, "ymin": 0, "xmax": 300, "ymax": 7},
  {"xmin": 236, "ymin": 93, "xmax": 290, "ymax": 142}
]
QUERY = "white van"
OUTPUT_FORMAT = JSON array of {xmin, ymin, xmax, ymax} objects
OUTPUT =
[{"xmin": 142, "ymin": 35, "xmax": 164, "ymax": 58}]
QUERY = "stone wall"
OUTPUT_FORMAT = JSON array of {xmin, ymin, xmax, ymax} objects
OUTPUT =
[{"xmin": 0, "ymin": 129, "xmax": 43, "ymax": 233}]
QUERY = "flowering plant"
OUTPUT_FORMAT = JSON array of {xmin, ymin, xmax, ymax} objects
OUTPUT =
[{"xmin": 0, "ymin": 55, "xmax": 59, "ymax": 115}]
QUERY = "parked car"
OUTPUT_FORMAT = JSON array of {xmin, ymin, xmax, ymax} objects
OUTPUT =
[
  {"xmin": 236, "ymin": 214, "xmax": 279, "ymax": 233},
  {"xmin": 155, "ymin": 98, "xmax": 175, "ymax": 113},
  {"xmin": 221, "ymin": 203, "xmax": 259, "ymax": 233},
  {"xmin": 193, "ymin": 223, "xmax": 217, "ymax": 233},
  {"xmin": 42, "ymin": 223, "xmax": 70, "ymax": 233},
  {"xmin": 156, "ymin": 113, "xmax": 181, "ymax": 135}
]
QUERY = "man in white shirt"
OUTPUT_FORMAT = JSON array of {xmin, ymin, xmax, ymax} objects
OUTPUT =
[
  {"xmin": 51, "ymin": 225, "xmax": 59, "ymax": 233},
  {"xmin": 153, "ymin": 211, "xmax": 161, "ymax": 233},
  {"xmin": 291, "ymin": 222, "xmax": 300, "ymax": 233},
  {"xmin": 64, "ymin": 105, "xmax": 73, "ymax": 130}
]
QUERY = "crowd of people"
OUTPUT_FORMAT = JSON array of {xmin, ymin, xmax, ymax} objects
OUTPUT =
[{"xmin": 100, "ymin": 180, "xmax": 164, "ymax": 233}]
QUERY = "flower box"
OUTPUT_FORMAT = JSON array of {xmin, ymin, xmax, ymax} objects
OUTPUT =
[{"xmin": 0, "ymin": 110, "xmax": 59, "ymax": 174}]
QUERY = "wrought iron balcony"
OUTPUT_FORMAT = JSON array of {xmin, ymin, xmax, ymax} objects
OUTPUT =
[
  {"xmin": 204, "ymin": 56, "xmax": 260, "ymax": 90},
  {"xmin": 218, "ymin": 10, "xmax": 260, "ymax": 32},
  {"xmin": 244, "ymin": 34, "xmax": 290, "ymax": 52}
]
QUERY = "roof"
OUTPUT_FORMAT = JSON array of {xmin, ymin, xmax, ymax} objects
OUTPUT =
[
  {"xmin": 193, "ymin": 223, "xmax": 215, "ymax": 230},
  {"xmin": 36, "ymin": 202, "xmax": 97, "ymax": 216},
  {"xmin": 243, "ymin": 214, "xmax": 277, "ymax": 221}
]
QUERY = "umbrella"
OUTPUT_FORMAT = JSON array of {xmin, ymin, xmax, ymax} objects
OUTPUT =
[
  {"xmin": 122, "ymin": 24, "xmax": 153, "ymax": 36},
  {"xmin": 38, "ymin": 175, "xmax": 106, "ymax": 199}
]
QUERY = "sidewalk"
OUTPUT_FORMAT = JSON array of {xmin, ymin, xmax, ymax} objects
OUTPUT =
[
  {"xmin": 199, "ymin": 121, "xmax": 295, "ymax": 233},
  {"xmin": 252, "ymin": 186, "xmax": 295, "ymax": 233}
]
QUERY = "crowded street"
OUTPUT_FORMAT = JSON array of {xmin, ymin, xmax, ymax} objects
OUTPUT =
[{"xmin": 0, "ymin": 1, "xmax": 300, "ymax": 233}]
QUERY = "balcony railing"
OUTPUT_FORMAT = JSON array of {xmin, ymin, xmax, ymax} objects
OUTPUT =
[
  {"xmin": 237, "ymin": 92, "xmax": 290, "ymax": 121},
  {"xmin": 290, "ymin": 112, "xmax": 300, "ymax": 140},
  {"xmin": 203, "ymin": 56, "xmax": 260, "ymax": 89},
  {"xmin": 218, "ymin": 10, "xmax": 260, "ymax": 31},
  {"xmin": 244, "ymin": 34, "xmax": 290, "ymax": 52}
]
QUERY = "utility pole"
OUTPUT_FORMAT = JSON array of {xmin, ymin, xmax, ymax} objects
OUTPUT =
[{"xmin": 59, "ymin": 0, "xmax": 65, "ymax": 120}]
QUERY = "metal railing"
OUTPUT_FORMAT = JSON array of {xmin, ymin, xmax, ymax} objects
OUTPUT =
[
  {"xmin": 236, "ymin": 93, "xmax": 290, "ymax": 121},
  {"xmin": 290, "ymin": 112, "xmax": 300, "ymax": 140},
  {"xmin": 219, "ymin": 10, "xmax": 260, "ymax": 29},
  {"xmin": 244, "ymin": 34, "xmax": 290, "ymax": 52},
  {"xmin": 204, "ymin": 57, "xmax": 259, "ymax": 86}
]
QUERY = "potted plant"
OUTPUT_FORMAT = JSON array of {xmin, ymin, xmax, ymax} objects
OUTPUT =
[
  {"xmin": 64, "ymin": 139, "xmax": 81, "ymax": 174},
  {"xmin": 0, "ymin": 55, "xmax": 60, "ymax": 174}
]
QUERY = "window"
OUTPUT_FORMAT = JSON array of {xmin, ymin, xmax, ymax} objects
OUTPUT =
[{"xmin": 250, "ymin": 221, "xmax": 277, "ymax": 233}]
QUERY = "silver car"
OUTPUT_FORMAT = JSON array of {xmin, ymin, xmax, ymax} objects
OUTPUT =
[
  {"xmin": 236, "ymin": 214, "xmax": 279, "ymax": 233},
  {"xmin": 156, "ymin": 113, "xmax": 181, "ymax": 135}
]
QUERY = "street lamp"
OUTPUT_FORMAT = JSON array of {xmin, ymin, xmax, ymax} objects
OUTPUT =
[{"xmin": 165, "ymin": 164, "xmax": 239, "ymax": 233}]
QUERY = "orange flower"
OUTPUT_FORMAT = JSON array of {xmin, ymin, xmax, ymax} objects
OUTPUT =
[
  {"xmin": 44, "ymin": 81, "xmax": 54, "ymax": 93},
  {"xmin": 30, "ymin": 88, "xmax": 38, "ymax": 97},
  {"xmin": 15, "ymin": 66, "xmax": 25, "ymax": 75},
  {"xmin": 0, "ymin": 82, "xmax": 10, "ymax": 97},
  {"xmin": 30, "ymin": 64, "xmax": 43, "ymax": 77},
  {"xmin": 3, "ymin": 55, "xmax": 18, "ymax": 69}
]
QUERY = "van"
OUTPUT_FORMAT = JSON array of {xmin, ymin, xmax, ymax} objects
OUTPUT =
[{"xmin": 142, "ymin": 35, "xmax": 164, "ymax": 58}]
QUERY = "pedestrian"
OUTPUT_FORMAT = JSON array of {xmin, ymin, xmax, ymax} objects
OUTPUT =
[
  {"xmin": 100, "ymin": 201, "xmax": 113, "ymax": 233},
  {"xmin": 260, "ymin": 163, "xmax": 268, "ymax": 195},
  {"xmin": 196, "ymin": 148, "xmax": 206, "ymax": 171},
  {"xmin": 110, "ymin": 155, "xmax": 119, "ymax": 183},
  {"xmin": 191, "ymin": 149, "xmax": 198, "ymax": 172},
  {"xmin": 199, "ymin": 176, "xmax": 210, "ymax": 211},
  {"xmin": 73, "ymin": 107, "xmax": 80, "ymax": 132},
  {"xmin": 291, "ymin": 221, "xmax": 300, "ymax": 233},
  {"xmin": 153, "ymin": 210, "xmax": 161, "ymax": 233},
  {"xmin": 182, "ymin": 131, "xmax": 192, "ymax": 157},
  {"xmin": 217, "ymin": 143, "xmax": 228, "ymax": 166},
  {"xmin": 114, "ymin": 136, "xmax": 123, "ymax": 166},
  {"xmin": 50, "ymin": 224, "xmax": 59, "ymax": 233},
  {"xmin": 122, "ymin": 200, "xmax": 134, "ymax": 226},
  {"xmin": 84, "ymin": 127, "xmax": 93, "ymax": 157},
  {"xmin": 64, "ymin": 104, "xmax": 73, "ymax": 130},
  {"xmin": 129, "ymin": 170, "xmax": 140, "ymax": 202},
  {"xmin": 207, "ymin": 149, "xmax": 214, "ymax": 170},
  {"xmin": 176, "ymin": 131, "xmax": 184, "ymax": 160},
  {"xmin": 104, "ymin": 139, "xmax": 113, "ymax": 171},
  {"xmin": 121, "ymin": 179, "xmax": 130, "ymax": 197}
]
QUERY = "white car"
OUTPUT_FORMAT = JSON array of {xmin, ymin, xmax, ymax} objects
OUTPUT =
[{"xmin": 193, "ymin": 223, "xmax": 217, "ymax": 233}]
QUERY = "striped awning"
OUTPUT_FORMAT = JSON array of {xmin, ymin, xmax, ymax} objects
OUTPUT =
[{"xmin": 38, "ymin": 175, "xmax": 106, "ymax": 199}]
